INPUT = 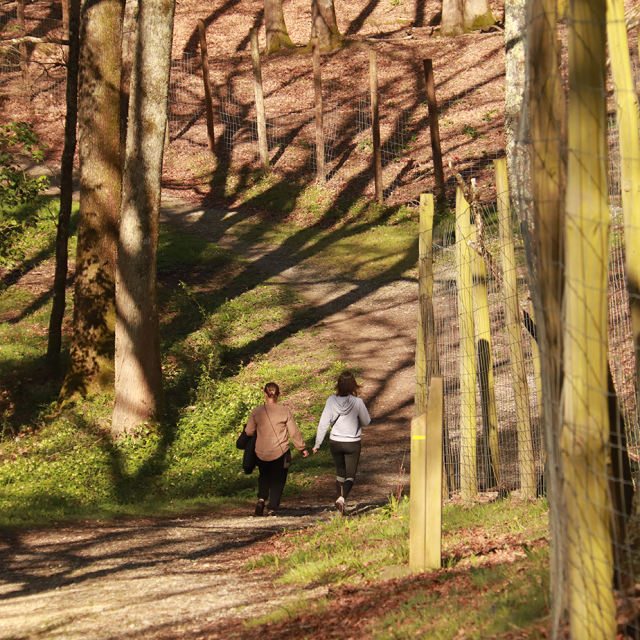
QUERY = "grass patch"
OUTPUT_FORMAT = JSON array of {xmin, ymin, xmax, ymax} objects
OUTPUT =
[
  {"xmin": 245, "ymin": 496, "xmax": 548, "ymax": 587},
  {"xmin": 240, "ymin": 496, "xmax": 549, "ymax": 638},
  {"xmin": 0, "ymin": 203, "xmax": 350, "ymax": 527}
]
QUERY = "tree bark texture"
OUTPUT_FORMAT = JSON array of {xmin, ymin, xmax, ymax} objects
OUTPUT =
[
  {"xmin": 463, "ymin": 0, "xmax": 495, "ymax": 31},
  {"xmin": 310, "ymin": 0, "xmax": 342, "ymax": 50},
  {"xmin": 60, "ymin": 0, "xmax": 124, "ymax": 400},
  {"xmin": 61, "ymin": 0, "xmax": 70, "ymax": 61},
  {"xmin": 441, "ymin": 0, "xmax": 465, "ymax": 35},
  {"xmin": 526, "ymin": 0, "xmax": 567, "ymax": 632},
  {"xmin": 504, "ymin": 0, "xmax": 529, "ymax": 211},
  {"xmin": 264, "ymin": 0, "xmax": 295, "ymax": 54},
  {"xmin": 112, "ymin": 0, "xmax": 175, "ymax": 434},
  {"xmin": 120, "ymin": 0, "xmax": 138, "ymax": 163},
  {"xmin": 47, "ymin": 0, "xmax": 80, "ymax": 365}
]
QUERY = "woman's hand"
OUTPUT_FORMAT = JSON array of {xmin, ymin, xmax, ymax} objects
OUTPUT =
[
  {"xmin": 312, "ymin": 447, "xmax": 318, "ymax": 454},
  {"xmin": 302, "ymin": 449, "xmax": 309, "ymax": 458}
]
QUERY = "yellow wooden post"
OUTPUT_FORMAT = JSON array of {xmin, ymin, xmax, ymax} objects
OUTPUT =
[
  {"xmin": 425, "ymin": 375, "xmax": 443, "ymax": 570},
  {"xmin": 410, "ymin": 412, "xmax": 427, "ymax": 572},
  {"xmin": 495, "ymin": 159, "xmax": 536, "ymax": 499},
  {"xmin": 528, "ymin": 303, "xmax": 544, "ymax": 438},
  {"xmin": 469, "ymin": 215, "xmax": 501, "ymax": 488},
  {"xmin": 456, "ymin": 187, "xmax": 477, "ymax": 505},
  {"xmin": 415, "ymin": 194, "xmax": 438, "ymax": 414},
  {"xmin": 607, "ymin": 0, "xmax": 640, "ymax": 407},
  {"xmin": 563, "ymin": 0, "xmax": 616, "ymax": 635}
]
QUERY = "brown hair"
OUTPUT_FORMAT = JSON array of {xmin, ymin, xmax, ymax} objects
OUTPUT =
[
  {"xmin": 264, "ymin": 382, "xmax": 280, "ymax": 399},
  {"xmin": 336, "ymin": 371, "xmax": 360, "ymax": 397}
]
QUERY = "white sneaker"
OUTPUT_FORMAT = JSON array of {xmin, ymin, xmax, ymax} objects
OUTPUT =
[{"xmin": 335, "ymin": 496, "xmax": 345, "ymax": 516}]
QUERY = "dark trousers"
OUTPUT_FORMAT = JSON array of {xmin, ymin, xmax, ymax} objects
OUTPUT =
[
  {"xmin": 330, "ymin": 440, "xmax": 361, "ymax": 500},
  {"xmin": 257, "ymin": 451, "xmax": 290, "ymax": 509}
]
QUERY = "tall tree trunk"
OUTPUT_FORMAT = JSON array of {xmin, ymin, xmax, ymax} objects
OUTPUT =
[
  {"xmin": 112, "ymin": 0, "xmax": 174, "ymax": 434},
  {"xmin": 264, "ymin": 0, "xmax": 295, "ymax": 54},
  {"xmin": 17, "ymin": 0, "xmax": 29, "ymax": 94},
  {"xmin": 527, "ymin": 0, "xmax": 567, "ymax": 632},
  {"xmin": 59, "ymin": 0, "xmax": 124, "ymax": 400},
  {"xmin": 504, "ymin": 0, "xmax": 528, "ymax": 209},
  {"xmin": 463, "ymin": 0, "xmax": 495, "ymax": 31},
  {"xmin": 46, "ymin": 0, "xmax": 80, "ymax": 366},
  {"xmin": 441, "ymin": 0, "xmax": 465, "ymax": 35},
  {"xmin": 310, "ymin": 0, "xmax": 342, "ymax": 50},
  {"xmin": 61, "ymin": 0, "xmax": 70, "ymax": 62},
  {"xmin": 120, "ymin": 0, "xmax": 138, "ymax": 161}
]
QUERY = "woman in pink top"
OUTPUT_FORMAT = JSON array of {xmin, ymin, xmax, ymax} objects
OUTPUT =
[{"xmin": 245, "ymin": 382, "xmax": 309, "ymax": 516}]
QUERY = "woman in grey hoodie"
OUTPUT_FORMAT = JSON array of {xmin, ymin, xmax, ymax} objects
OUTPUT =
[{"xmin": 312, "ymin": 371, "xmax": 371, "ymax": 515}]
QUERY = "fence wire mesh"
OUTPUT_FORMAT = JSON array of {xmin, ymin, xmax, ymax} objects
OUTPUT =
[
  {"xmin": 421, "ymin": 199, "xmax": 544, "ymax": 501},
  {"xmin": 507, "ymin": 0, "xmax": 640, "ymax": 637}
]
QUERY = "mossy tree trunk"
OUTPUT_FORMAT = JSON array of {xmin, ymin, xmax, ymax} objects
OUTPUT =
[
  {"xmin": 463, "ymin": 0, "xmax": 494, "ymax": 31},
  {"xmin": 562, "ymin": 0, "xmax": 616, "ymax": 634},
  {"xmin": 310, "ymin": 0, "xmax": 342, "ymax": 50},
  {"xmin": 112, "ymin": 0, "xmax": 174, "ymax": 434},
  {"xmin": 59, "ymin": 0, "xmax": 124, "ymax": 401},
  {"xmin": 527, "ymin": 0, "xmax": 567, "ymax": 631},
  {"xmin": 265, "ymin": 0, "xmax": 295, "ymax": 54}
]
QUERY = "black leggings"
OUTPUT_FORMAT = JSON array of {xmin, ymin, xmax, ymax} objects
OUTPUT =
[
  {"xmin": 257, "ymin": 451, "xmax": 290, "ymax": 510},
  {"xmin": 329, "ymin": 440, "xmax": 361, "ymax": 500}
]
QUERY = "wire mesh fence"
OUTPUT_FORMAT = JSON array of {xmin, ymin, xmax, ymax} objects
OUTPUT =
[
  {"xmin": 507, "ymin": 0, "xmax": 640, "ymax": 637},
  {"xmin": 421, "ymin": 193, "xmax": 544, "ymax": 500}
]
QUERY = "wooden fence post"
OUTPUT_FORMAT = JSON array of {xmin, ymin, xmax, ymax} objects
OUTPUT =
[
  {"xmin": 410, "ymin": 411, "xmax": 427, "ymax": 572},
  {"xmin": 415, "ymin": 194, "xmax": 437, "ymax": 413},
  {"xmin": 456, "ymin": 187, "xmax": 477, "ymax": 505},
  {"xmin": 495, "ymin": 159, "xmax": 536, "ymax": 499},
  {"xmin": 369, "ymin": 49, "xmax": 383, "ymax": 203},
  {"xmin": 563, "ymin": 0, "xmax": 616, "ymax": 634},
  {"xmin": 607, "ymin": 0, "xmax": 640, "ymax": 413},
  {"xmin": 469, "ymin": 216, "xmax": 501, "ymax": 490},
  {"xmin": 312, "ymin": 40, "xmax": 325, "ymax": 181},
  {"xmin": 250, "ymin": 28, "xmax": 269, "ymax": 170},
  {"xmin": 425, "ymin": 374, "xmax": 443, "ymax": 570},
  {"xmin": 198, "ymin": 19, "xmax": 216, "ymax": 155},
  {"xmin": 423, "ymin": 59, "xmax": 445, "ymax": 204}
]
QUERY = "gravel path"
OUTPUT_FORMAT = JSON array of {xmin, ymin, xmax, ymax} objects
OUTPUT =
[{"xmin": 0, "ymin": 196, "xmax": 418, "ymax": 639}]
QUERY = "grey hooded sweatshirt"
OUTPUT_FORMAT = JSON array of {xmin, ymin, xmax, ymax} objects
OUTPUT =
[{"xmin": 314, "ymin": 394, "xmax": 371, "ymax": 449}]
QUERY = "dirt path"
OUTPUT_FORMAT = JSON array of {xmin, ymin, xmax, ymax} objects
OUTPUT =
[
  {"xmin": 160, "ymin": 196, "xmax": 418, "ymax": 505},
  {"xmin": 0, "ymin": 196, "xmax": 418, "ymax": 639}
]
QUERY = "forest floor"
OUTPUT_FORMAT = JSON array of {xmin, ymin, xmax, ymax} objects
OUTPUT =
[
  {"xmin": 0, "ymin": 0, "xmax": 564, "ymax": 635},
  {"xmin": 0, "ymin": 189, "xmax": 552, "ymax": 639},
  {"xmin": 0, "ymin": 191, "xmax": 423, "ymax": 639}
]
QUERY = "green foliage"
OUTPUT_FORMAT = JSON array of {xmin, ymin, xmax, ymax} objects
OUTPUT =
[
  {"xmin": 0, "ymin": 124, "xmax": 52, "ymax": 266},
  {"xmin": 0, "ymin": 122, "xmax": 49, "ymax": 212}
]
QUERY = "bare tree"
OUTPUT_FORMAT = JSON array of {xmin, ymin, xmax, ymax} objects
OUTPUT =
[
  {"xmin": 310, "ymin": 0, "xmax": 342, "ymax": 50},
  {"xmin": 46, "ymin": 0, "xmax": 80, "ymax": 365},
  {"xmin": 59, "ymin": 0, "xmax": 124, "ymax": 400},
  {"xmin": 112, "ymin": 0, "xmax": 175, "ymax": 434},
  {"xmin": 264, "ymin": 0, "xmax": 295, "ymax": 54}
]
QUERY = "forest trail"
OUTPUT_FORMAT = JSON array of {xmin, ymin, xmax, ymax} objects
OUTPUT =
[
  {"xmin": 160, "ymin": 195, "xmax": 418, "ymax": 507},
  {"xmin": 0, "ymin": 195, "xmax": 418, "ymax": 639}
]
